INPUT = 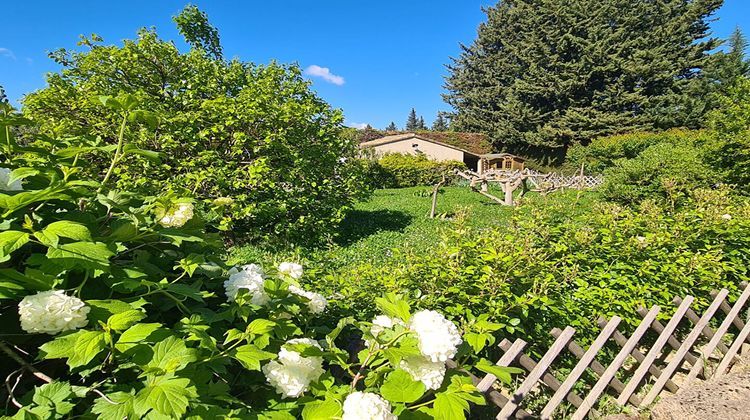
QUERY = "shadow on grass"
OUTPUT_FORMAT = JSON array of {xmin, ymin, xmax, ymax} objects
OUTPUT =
[{"xmin": 335, "ymin": 209, "xmax": 413, "ymax": 246}]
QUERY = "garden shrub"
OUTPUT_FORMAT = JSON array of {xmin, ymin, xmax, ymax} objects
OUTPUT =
[
  {"xmin": 565, "ymin": 129, "xmax": 710, "ymax": 174},
  {"xmin": 21, "ymin": 8, "xmax": 369, "ymax": 246},
  {"xmin": 708, "ymin": 78, "xmax": 750, "ymax": 193},
  {"xmin": 313, "ymin": 188, "xmax": 750, "ymax": 350},
  {"xmin": 0, "ymin": 100, "xmax": 514, "ymax": 419},
  {"xmin": 600, "ymin": 141, "xmax": 716, "ymax": 207},
  {"xmin": 370, "ymin": 153, "xmax": 466, "ymax": 188}
]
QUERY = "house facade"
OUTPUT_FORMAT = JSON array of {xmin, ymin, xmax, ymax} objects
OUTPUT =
[{"xmin": 360, "ymin": 132, "xmax": 525, "ymax": 174}]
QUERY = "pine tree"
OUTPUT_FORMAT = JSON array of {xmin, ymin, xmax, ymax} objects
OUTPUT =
[
  {"xmin": 418, "ymin": 116, "xmax": 427, "ymax": 130},
  {"xmin": 432, "ymin": 112, "xmax": 449, "ymax": 131},
  {"xmin": 405, "ymin": 108, "xmax": 419, "ymax": 131},
  {"xmin": 0, "ymin": 85, "xmax": 7, "ymax": 105},
  {"xmin": 444, "ymin": 0, "xmax": 722, "ymax": 153},
  {"xmin": 385, "ymin": 122, "xmax": 398, "ymax": 131}
]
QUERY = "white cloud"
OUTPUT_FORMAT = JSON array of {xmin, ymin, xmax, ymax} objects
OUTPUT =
[
  {"xmin": 0, "ymin": 48, "xmax": 16, "ymax": 61},
  {"xmin": 304, "ymin": 65, "xmax": 345, "ymax": 86},
  {"xmin": 346, "ymin": 122, "xmax": 369, "ymax": 130}
]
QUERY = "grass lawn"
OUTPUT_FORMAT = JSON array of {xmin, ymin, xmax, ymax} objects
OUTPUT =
[{"xmin": 229, "ymin": 186, "xmax": 598, "ymax": 271}]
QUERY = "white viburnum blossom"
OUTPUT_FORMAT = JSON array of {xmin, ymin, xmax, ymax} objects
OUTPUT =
[
  {"xmin": 18, "ymin": 290, "xmax": 90, "ymax": 334},
  {"xmin": 278, "ymin": 262, "xmax": 304, "ymax": 279},
  {"xmin": 399, "ymin": 356, "xmax": 447, "ymax": 390},
  {"xmin": 262, "ymin": 338, "xmax": 324, "ymax": 398},
  {"xmin": 224, "ymin": 264, "xmax": 269, "ymax": 305},
  {"xmin": 158, "ymin": 202, "xmax": 194, "ymax": 228},
  {"xmin": 288, "ymin": 285, "xmax": 327, "ymax": 314},
  {"xmin": 722, "ymin": 214, "xmax": 732, "ymax": 221},
  {"xmin": 370, "ymin": 315, "xmax": 405, "ymax": 337},
  {"xmin": 0, "ymin": 167, "xmax": 22, "ymax": 191},
  {"xmin": 408, "ymin": 310, "xmax": 463, "ymax": 363},
  {"xmin": 342, "ymin": 392, "xmax": 397, "ymax": 420}
]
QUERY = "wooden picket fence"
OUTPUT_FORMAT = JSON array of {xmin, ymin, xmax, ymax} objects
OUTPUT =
[{"xmin": 471, "ymin": 283, "xmax": 750, "ymax": 419}]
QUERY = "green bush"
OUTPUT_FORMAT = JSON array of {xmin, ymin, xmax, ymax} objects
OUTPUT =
[
  {"xmin": 0, "ymin": 99, "xmax": 509, "ymax": 420},
  {"xmin": 370, "ymin": 153, "xmax": 466, "ymax": 188},
  {"xmin": 312, "ymin": 188, "xmax": 750, "ymax": 349},
  {"xmin": 708, "ymin": 78, "xmax": 750, "ymax": 193},
  {"xmin": 565, "ymin": 129, "xmax": 710, "ymax": 174},
  {"xmin": 21, "ymin": 10, "xmax": 369, "ymax": 246},
  {"xmin": 600, "ymin": 141, "xmax": 716, "ymax": 207}
]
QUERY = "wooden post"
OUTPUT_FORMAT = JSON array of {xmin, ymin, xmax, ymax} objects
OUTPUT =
[{"xmin": 430, "ymin": 175, "xmax": 446, "ymax": 219}]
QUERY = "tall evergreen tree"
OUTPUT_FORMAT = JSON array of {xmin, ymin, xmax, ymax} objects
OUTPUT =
[
  {"xmin": 444, "ymin": 0, "xmax": 722, "ymax": 154},
  {"xmin": 385, "ymin": 121, "xmax": 398, "ymax": 131},
  {"xmin": 0, "ymin": 85, "xmax": 7, "ymax": 105},
  {"xmin": 418, "ymin": 116, "xmax": 427, "ymax": 130},
  {"xmin": 432, "ymin": 112, "xmax": 449, "ymax": 131},
  {"xmin": 405, "ymin": 108, "xmax": 420, "ymax": 131}
]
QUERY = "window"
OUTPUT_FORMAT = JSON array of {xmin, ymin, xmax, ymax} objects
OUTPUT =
[{"xmin": 504, "ymin": 159, "xmax": 512, "ymax": 169}]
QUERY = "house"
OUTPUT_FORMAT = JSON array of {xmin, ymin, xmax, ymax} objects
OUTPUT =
[
  {"xmin": 359, "ymin": 132, "xmax": 493, "ymax": 172},
  {"xmin": 359, "ymin": 132, "xmax": 525, "ymax": 174}
]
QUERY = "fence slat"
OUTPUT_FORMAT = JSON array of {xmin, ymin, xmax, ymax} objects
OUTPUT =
[
  {"xmin": 684, "ymin": 285, "xmax": 750, "ymax": 385},
  {"xmin": 478, "ymin": 339, "xmax": 527, "ymax": 392},
  {"xmin": 597, "ymin": 319, "xmax": 679, "ymax": 393},
  {"xmin": 541, "ymin": 317, "xmax": 621, "ymax": 419},
  {"xmin": 551, "ymin": 328, "xmax": 640, "ymax": 406},
  {"xmin": 711, "ymin": 288, "xmax": 750, "ymax": 344},
  {"xmin": 715, "ymin": 316, "xmax": 750, "ymax": 377},
  {"xmin": 573, "ymin": 306, "xmax": 660, "ymax": 420},
  {"xmin": 498, "ymin": 339, "xmax": 592, "ymax": 414},
  {"xmin": 641, "ymin": 289, "xmax": 730, "ymax": 406},
  {"xmin": 638, "ymin": 305, "xmax": 699, "ymax": 365},
  {"xmin": 497, "ymin": 327, "xmax": 576, "ymax": 420},
  {"xmin": 674, "ymin": 296, "xmax": 730, "ymax": 355},
  {"xmin": 617, "ymin": 297, "xmax": 693, "ymax": 405}
]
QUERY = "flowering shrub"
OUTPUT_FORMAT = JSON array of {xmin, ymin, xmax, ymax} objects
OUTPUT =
[{"xmin": 0, "ymin": 100, "xmax": 514, "ymax": 418}]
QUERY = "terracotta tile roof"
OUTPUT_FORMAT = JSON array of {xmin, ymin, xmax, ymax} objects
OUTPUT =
[{"xmin": 360, "ymin": 132, "xmax": 493, "ymax": 156}]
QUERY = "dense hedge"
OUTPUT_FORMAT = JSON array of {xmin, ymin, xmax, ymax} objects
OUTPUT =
[
  {"xmin": 21, "ymin": 25, "xmax": 369, "ymax": 246},
  {"xmin": 366, "ymin": 153, "xmax": 466, "ymax": 189}
]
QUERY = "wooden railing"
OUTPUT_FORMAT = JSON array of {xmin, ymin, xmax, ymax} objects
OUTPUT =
[{"xmin": 476, "ymin": 283, "xmax": 750, "ymax": 419}]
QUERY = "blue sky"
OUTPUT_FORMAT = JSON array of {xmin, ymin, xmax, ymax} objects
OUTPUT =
[{"xmin": 1, "ymin": 1, "xmax": 749, "ymax": 130}]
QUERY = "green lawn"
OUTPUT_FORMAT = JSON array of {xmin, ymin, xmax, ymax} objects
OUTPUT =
[{"xmin": 229, "ymin": 186, "xmax": 596, "ymax": 271}]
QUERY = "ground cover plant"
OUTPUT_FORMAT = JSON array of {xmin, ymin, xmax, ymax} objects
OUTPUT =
[{"xmin": 0, "ymin": 100, "xmax": 522, "ymax": 419}]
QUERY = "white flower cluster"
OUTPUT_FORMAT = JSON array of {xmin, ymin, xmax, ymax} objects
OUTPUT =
[
  {"xmin": 224, "ymin": 264, "xmax": 269, "ymax": 305},
  {"xmin": 158, "ymin": 202, "xmax": 194, "ymax": 228},
  {"xmin": 370, "ymin": 315, "xmax": 404, "ymax": 338},
  {"xmin": 288, "ymin": 285, "xmax": 327, "ymax": 314},
  {"xmin": 342, "ymin": 392, "xmax": 396, "ymax": 420},
  {"xmin": 409, "ymin": 310, "xmax": 463, "ymax": 363},
  {"xmin": 399, "ymin": 356, "xmax": 447, "ymax": 390},
  {"xmin": 722, "ymin": 213, "xmax": 732, "ymax": 221},
  {"xmin": 262, "ymin": 338, "xmax": 324, "ymax": 398},
  {"xmin": 278, "ymin": 262, "xmax": 304, "ymax": 279},
  {"xmin": 18, "ymin": 290, "xmax": 90, "ymax": 334},
  {"xmin": 0, "ymin": 167, "xmax": 22, "ymax": 191}
]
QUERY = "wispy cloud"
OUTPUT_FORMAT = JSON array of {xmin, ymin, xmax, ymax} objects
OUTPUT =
[
  {"xmin": 304, "ymin": 65, "xmax": 345, "ymax": 86},
  {"xmin": 0, "ymin": 48, "xmax": 16, "ymax": 61},
  {"xmin": 346, "ymin": 121, "xmax": 369, "ymax": 130}
]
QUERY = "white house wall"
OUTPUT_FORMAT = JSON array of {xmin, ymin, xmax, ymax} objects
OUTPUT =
[{"xmin": 370, "ymin": 138, "xmax": 465, "ymax": 162}]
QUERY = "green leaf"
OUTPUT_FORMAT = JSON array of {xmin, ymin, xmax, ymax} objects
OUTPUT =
[
  {"xmin": 92, "ymin": 391, "xmax": 136, "ymax": 420},
  {"xmin": 68, "ymin": 331, "xmax": 107, "ymax": 368},
  {"xmin": 98, "ymin": 96, "xmax": 122, "ymax": 110},
  {"xmin": 433, "ymin": 393, "xmax": 469, "ymax": 420},
  {"xmin": 375, "ymin": 293, "xmax": 411, "ymax": 322},
  {"xmin": 246, "ymin": 318, "xmax": 276, "ymax": 335},
  {"xmin": 8, "ymin": 168, "xmax": 39, "ymax": 185},
  {"xmin": 380, "ymin": 369, "xmax": 426, "ymax": 403},
  {"xmin": 0, "ymin": 230, "xmax": 29, "ymax": 257},
  {"xmin": 0, "ymin": 268, "xmax": 55, "ymax": 292},
  {"xmin": 302, "ymin": 398, "xmax": 342, "ymax": 420},
  {"xmin": 41, "ymin": 221, "xmax": 92, "ymax": 242},
  {"xmin": 122, "ymin": 143, "xmax": 161, "ymax": 162},
  {"xmin": 31, "ymin": 382, "xmax": 75, "ymax": 416},
  {"xmin": 145, "ymin": 336, "xmax": 197, "ymax": 373},
  {"xmin": 233, "ymin": 344, "xmax": 276, "ymax": 371},
  {"xmin": 107, "ymin": 310, "xmax": 146, "ymax": 331},
  {"xmin": 46, "ymin": 241, "xmax": 113, "ymax": 272},
  {"xmin": 116, "ymin": 323, "xmax": 170, "ymax": 352},
  {"xmin": 87, "ymin": 299, "xmax": 135, "ymax": 324},
  {"xmin": 39, "ymin": 332, "xmax": 81, "ymax": 360},
  {"xmin": 133, "ymin": 375, "xmax": 196, "ymax": 418},
  {"xmin": 474, "ymin": 359, "xmax": 523, "ymax": 385}
]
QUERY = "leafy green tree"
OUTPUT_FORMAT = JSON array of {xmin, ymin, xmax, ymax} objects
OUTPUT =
[
  {"xmin": 432, "ymin": 112, "xmax": 449, "ymax": 131},
  {"xmin": 173, "ymin": 4, "xmax": 223, "ymax": 60},
  {"xmin": 445, "ymin": 0, "xmax": 722, "ymax": 154},
  {"xmin": 405, "ymin": 108, "xmax": 419, "ymax": 131},
  {"xmin": 386, "ymin": 121, "xmax": 398, "ymax": 131},
  {"xmin": 22, "ymin": 11, "xmax": 368, "ymax": 245},
  {"xmin": 708, "ymin": 78, "xmax": 750, "ymax": 192}
]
